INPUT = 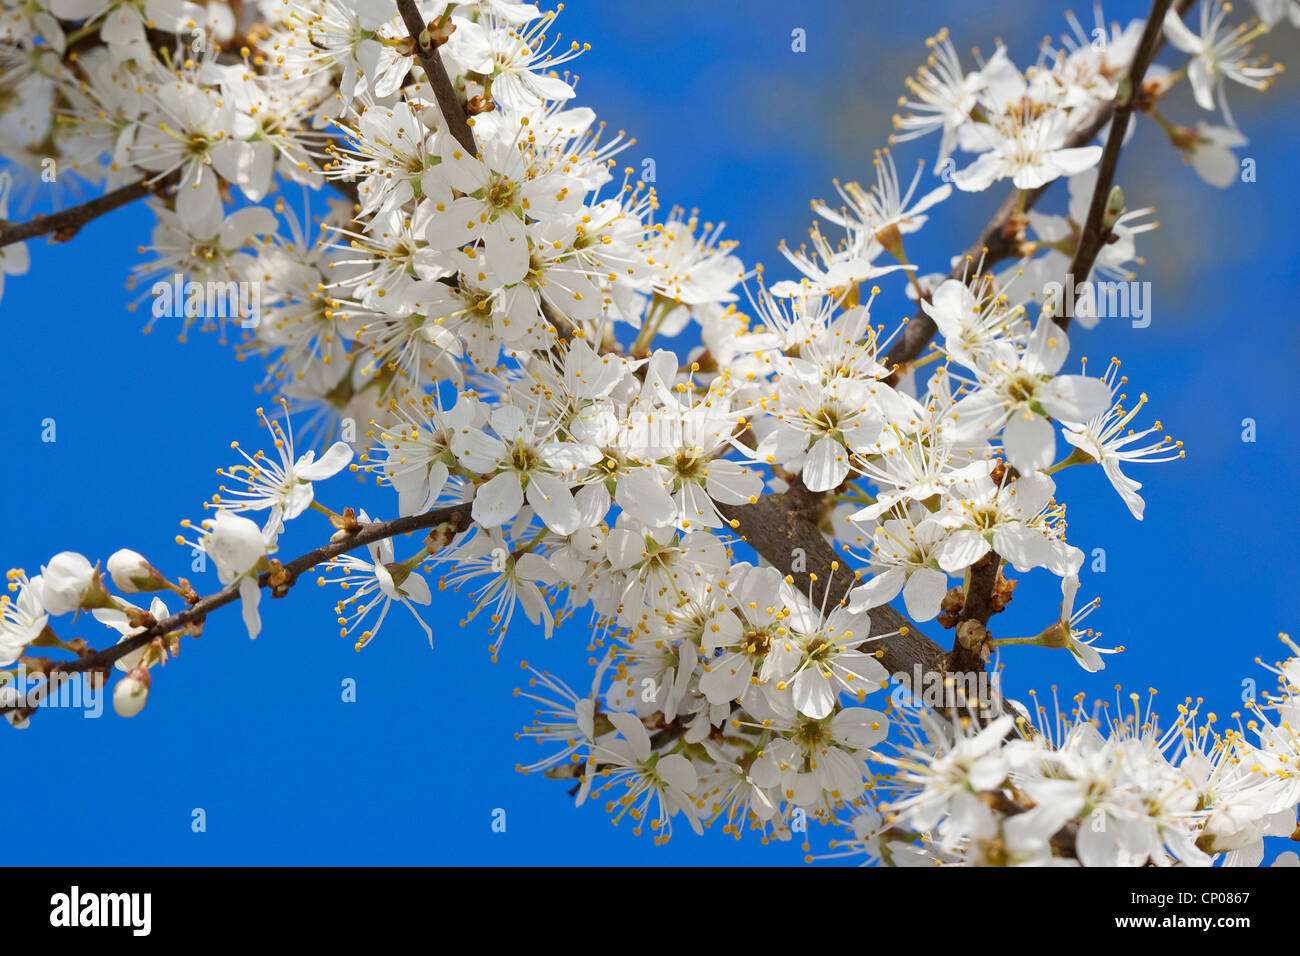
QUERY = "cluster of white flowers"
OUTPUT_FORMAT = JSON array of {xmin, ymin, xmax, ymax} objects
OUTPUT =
[
  {"xmin": 2, "ymin": 549, "xmax": 171, "ymax": 723},
  {"xmin": 0, "ymin": 0, "xmax": 1293, "ymax": 863},
  {"xmin": 834, "ymin": 633, "xmax": 1300, "ymax": 867}
]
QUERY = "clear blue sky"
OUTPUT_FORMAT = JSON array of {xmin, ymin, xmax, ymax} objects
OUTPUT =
[{"xmin": 3, "ymin": 0, "xmax": 1296, "ymax": 865}]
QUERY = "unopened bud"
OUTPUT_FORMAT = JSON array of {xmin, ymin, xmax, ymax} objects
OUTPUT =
[
  {"xmin": 108, "ymin": 549, "xmax": 168, "ymax": 593},
  {"xmin": 113, "ymin": 668, "xmax": 151, "ymax": 718}
]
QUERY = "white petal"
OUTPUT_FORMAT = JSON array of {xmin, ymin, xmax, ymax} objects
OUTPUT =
[
  {"xmin": 936, "ymin": 530, "xmax": 990, "ymax": 574},
  {"xmin": 1003, "ymin": 411, "xmax": 1056, "ymax": 474},
  {"xmin": 238, "ymin": 577, "xmax": 262, "ymax": 640},
  {"xmin": 901, "ymin": 568, "xmax": 948, "ymax": 621},
  {"xmin": 608, "ymin": 711, "xmax": 651, "ymax": 763},
  {"xmin": 803, "ymin": 435, "xmax": 848, "ymax": 493},
  {"xmin": 297, "ymin": 441, "xmax": 353, "ymax": 480},
  {"xmin": 483, "ymin": 215, "xmax": 529, "ymax": 286},
  {"xmin": 1039, "ymin": 375, "xmax": 1113, "ymax": 422},
  {"xmin": 1188, "ymin": 58, "xmax": 1216, "ymax": 112},
  {"xmin": 525, "ymin": 472, "xmax": 579, "ymax": 535},
  {"xmin": 657, "ymin": 753, "xmax": 698, "ymax": 795},
  {"xmin": 831, "ymin": 708, "xmax": 889, "ymax": 750},
  {"xmin": 472, "ymin": 471, "xmax": 524, "ymax": 528},
  {"xmin": 399, "ymin": 572, "xmax": 432, "ymax": 606},
  {"xmin": 953, "ymin": 152, "xmax": 1006, "ymax": 192},
  {"xmin": 1047, "ymin": 146, "xmax": 1103, "ymax": 178},
  {"xmin": 792, "ymin": 668, "xmax": 836, "ymax": 720},
  {"xmin": 615, "ymin": 466, "xmax": 676, "ymax": 528},
  {"xmin": 848, "ymin": 568, "xmax": 905, "ymax": 612}
]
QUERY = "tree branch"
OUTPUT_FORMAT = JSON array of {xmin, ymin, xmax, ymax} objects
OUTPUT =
[
  {"xmin": 395, "ymin": 0, "xmax": 478, "ymax": 155},
  {"xmin": 726, "ymin": 0, "xmax": 1201, "ymax": 689},
  {"xmin": 4, "ymin": 502, "xmax": 473, "ymax": 717},
  {"xmin": 1057, "ymin": 0, "xmax": 1179, "ymax": 330},
  {"xmin": 947, "ymin": 550, "xmax": 1000, "ymax": 673},
  {"xmin": 0, "ymin": 173, "xmax": 177, "ymax": 249},
  {"xmin": 0, "ymin": 166, "xmax": 361, "ymax": 251}
]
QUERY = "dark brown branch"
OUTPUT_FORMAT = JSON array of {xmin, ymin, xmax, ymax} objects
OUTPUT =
[
  {"xmin": 1057, "ymin": 0, "xmax": 1179, "ymax": 330},
  {"xmin": 395, "ymin": 0, "xmax": 478, "ymax": 155},
  {"xmin": 0, "ymin": 166, "xmax": 359, "ymax": 252},
  {"xmin": 0, "ymin": 173, "xmax": 177, "ymax": 249}
]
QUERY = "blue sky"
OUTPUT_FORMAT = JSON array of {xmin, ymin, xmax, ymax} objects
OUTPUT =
[{"xmin": 2, "ymin": 0, "xmax": 1296, "ymax": 865}]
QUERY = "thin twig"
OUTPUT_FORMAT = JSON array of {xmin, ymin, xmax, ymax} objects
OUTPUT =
[
  {"xmin": 3, "ymin": 502, "xmax": 473, "ymax": 717},
  {"xmin": 948, "ymin": 550, "xmax": 1001, "ymax": 674},
  {"xmin": 395, "ymin": 0, "xmax": 478, "ymax": 155},
  {"xmin": 0, "ymin": 167, "xmax": 360, "ymax": 250},
  {"xmin": 1057, "ymin": 0, "xmax": 1179, "ymax": 330},
  {"xmin": 0, "ymin": 173, "xmax": 176, "ymax": 249}
]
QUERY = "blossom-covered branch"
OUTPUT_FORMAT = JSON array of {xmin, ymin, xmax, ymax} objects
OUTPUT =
[
  {"xmin": 2, "ymin": 500, "xmax": 473, "ymax": 721},
  {"xmin": 0, "ymin": 0, "xmax": 1289, "ymax": 865},
  {"xmin": 884, "ymin": 0, "xmax": 1199, "ymax": 374}
]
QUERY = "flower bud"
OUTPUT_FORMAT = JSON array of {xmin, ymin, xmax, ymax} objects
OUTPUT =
[
  {"xmin": 40, "ymin": 552, "xmax": 95, "ymax": 615},
  {"xmin": 112, "ymin": 668, "xmax": 151, "ymax": 718},
  {"xmin": 107, "ymin": 549, "xmax": 168, "ymax": 593}
]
